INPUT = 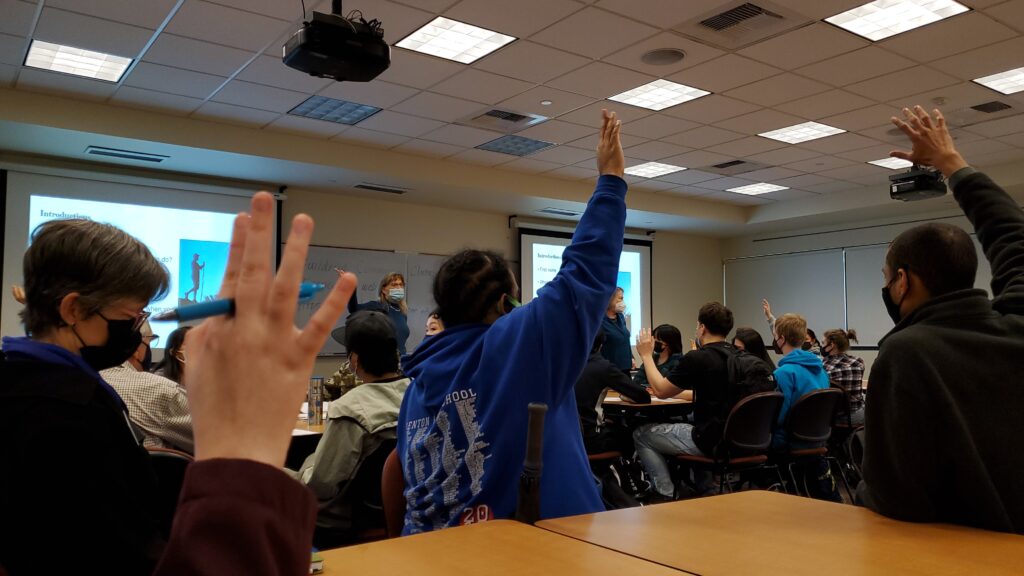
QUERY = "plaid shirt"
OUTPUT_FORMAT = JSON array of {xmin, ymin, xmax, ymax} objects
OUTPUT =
[
  {"xmin": 101, "ymin": 362, "xmax": 194, "ymax": 453},
  {"xmin": 823, "ymin": 353, "xmax": 865, "ymax": 413}
]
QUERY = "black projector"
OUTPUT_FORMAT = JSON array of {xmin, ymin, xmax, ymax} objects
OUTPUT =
[
  {"xmin": 282, "ymin": 11, "xmax": 390, "ymax": 82},
  {"xmin": 889, "ymin": 166, "xmax": 947, "ymax": 202}
]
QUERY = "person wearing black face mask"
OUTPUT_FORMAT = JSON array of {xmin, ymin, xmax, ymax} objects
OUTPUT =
[
  {"xmin": 101, "ymin": 321, "xmax": 195, "ymax": 453},
  {"xmin": 632, "ymin": 324, "xmax": 684, "ymax": 388},
  {"xmin": 856, "ymin": 106, "xmax": 1024, "ymax": 535}
]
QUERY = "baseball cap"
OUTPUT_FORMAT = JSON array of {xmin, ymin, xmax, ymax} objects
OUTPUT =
[{"xmin": 343, "ymin": 310, "xmax": 397, "ymax": 356}]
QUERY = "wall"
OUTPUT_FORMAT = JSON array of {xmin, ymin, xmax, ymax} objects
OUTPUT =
[{"xmin": 651, "ymin": 230, "xmax": 724, "ymax": 338}]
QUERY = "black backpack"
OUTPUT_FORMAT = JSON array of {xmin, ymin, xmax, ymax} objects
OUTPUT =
[{"xmin": 708, "ymin": 346, "xmax": 778, "ymax": 405}]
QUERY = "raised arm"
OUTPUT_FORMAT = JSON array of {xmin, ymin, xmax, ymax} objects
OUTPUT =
[
  {"xmin": 636, "ymin": 328, "xmax": 683, "ymax": 399},
  {"xmin": 890, "ymin": 106, "xmax": 1024, "ymax": 314},
  {"xmin": 337, "ymin": 268, "xmax": 361, "ymax": 314}
]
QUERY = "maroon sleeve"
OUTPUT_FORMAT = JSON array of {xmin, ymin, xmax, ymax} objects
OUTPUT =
[{"xmin": 154, "ymin": 459, "xmax": 316, "ymax": 576}]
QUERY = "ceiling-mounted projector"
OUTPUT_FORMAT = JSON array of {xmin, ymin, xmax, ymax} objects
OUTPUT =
[
  {"xmin": 889, "ymin": 165, "xmax": 947, "ymax": 202},
  {"xmin": 282, "ymin": 1, "xmax": 390, "ymax": 82}
]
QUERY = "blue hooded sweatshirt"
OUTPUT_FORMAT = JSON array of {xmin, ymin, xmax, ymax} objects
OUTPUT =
[
  {"xmin": 397, "ymin": 175, "xmax": 627, "ymax": 535},
  {"xmin": 772, "ymin": 348, "xmax": 830, "ymax": 448}
]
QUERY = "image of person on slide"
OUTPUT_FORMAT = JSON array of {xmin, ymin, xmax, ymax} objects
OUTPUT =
[{"xmin": 183, "ymin": 253, "xmax": 206, "ymax": 302}]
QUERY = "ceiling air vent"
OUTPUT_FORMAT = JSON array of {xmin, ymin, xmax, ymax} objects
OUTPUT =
[
  {"xmin": 84, "ymin": 146, "xmax": 168, "ymax": 163},
  {"xmin": 459, "ymin": 107, "xmax": 548, "ymax": 133},
  {"xmin": 673, "ymin": 0, "xmax": 810, "ymax": 50},
  {"xmin": 970, "ymin": 101, "xmax": 1012, "ymax": 114},
  {"xmin": 702, "ymin": 159, "xmax": 770, "ymax": 176},
  {"xmin": 353, "ymin": 183, "xmax": 409, "ymax": 195},
  {"xmin": 537, "ymin": 207, "xmax": 581, "ymax": 218}
]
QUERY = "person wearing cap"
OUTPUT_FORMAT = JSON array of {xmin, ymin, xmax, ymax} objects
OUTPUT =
[{"xmin": 290, "ymin": 310, "xmax": 410, "ymax": 548}]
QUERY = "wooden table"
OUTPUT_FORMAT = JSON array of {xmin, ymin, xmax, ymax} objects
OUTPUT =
[
  {"xmin": 602, "ymin": 391, "xmax": 691, "ymax": 408},
  {"xmin": 537, "ymin": 490, "xmax": 1024, "ymax": 576},
  {"xmin": 319, "ymin": 520, "xmax": 690, "ymax": 575}
]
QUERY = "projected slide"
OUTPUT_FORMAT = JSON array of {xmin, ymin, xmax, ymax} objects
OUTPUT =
[{"xmin": 28, "ymin": 195, "xmax": 238, "ymax": 343}]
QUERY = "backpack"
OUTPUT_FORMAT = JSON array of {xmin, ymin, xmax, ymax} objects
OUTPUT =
[{"xmin": 707, "ymin": 346, "xmax": 778, "ymax": 405}]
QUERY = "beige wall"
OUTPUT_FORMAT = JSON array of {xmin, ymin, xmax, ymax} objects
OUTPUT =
[{"xmin": 652, "ymin": 230, "xmax": 724, "ymax": 336}]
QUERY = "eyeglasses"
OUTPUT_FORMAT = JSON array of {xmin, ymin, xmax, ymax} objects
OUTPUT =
[
  {"xmin": 174, "ymin": 350, "xmax": 186, "ymax": 364},
  {"xmin": 143, "ymin": 334, "xmax": 160, "ymax": 345},
  {"xmin": 97, "ymin": 310, "xmax": 150, "ymax": 331}
]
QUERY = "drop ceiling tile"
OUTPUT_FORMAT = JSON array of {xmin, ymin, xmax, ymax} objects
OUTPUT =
[
  {"xmin": 317, "ymin": 79, "xmax": 419, "ymax": 109},
  {"xmin": 596, "ymin": 0, "xmax": 727, "ymax": 27},
  {"xmin": 47, "ymin": 0, "xmax": 179, "ymax": 29},
  {"xmin": 34, "ymin": 6, "xmax": 152, "ymax": 56},
  {"xmin": 694, "ymin": 176, "xmax": 758, "ymax": 191},
  {"xmin": 16, "ymin": 68, "xmax": 119, "ymax": 101},
  {"xmin": 663, "ymin": 185, "xmax": 714, "ymax": 197},
  {"xmin": 143, "ymin": 34, "xmax": 253, "ymax": 77},
  {"xmin": 390, "ymin": 92, "xmax": 485, "ymax": 122},
  {"xmin": 567, "ymin": 131, "xmax": 646, "ymax": 150},
  {"xmin": 821, "ymin": 104, "xmax": 900, "ymax": 131},
  {"xmin": 548, "ymin": 165, "xmax": 599, "ymax": 180},
  {"xmin": 192, "ymin": 101, "xmax": 280, "ymax": 127},
  {"xmin": 531, "ymin": 6, "xmax": 658, "ymax": 59},
  {"xmin": 393, "ymin": 138, "xmax": 465, "ymax": 158},
  {"xmin": 707, "ymin": 136, "xmax": 787, "ymax": 158},
  {"xmin": 836, "ymin": 144, "xmax": 902, "ymax": 163},
  {"xmin": 346, "ymin": 0, "xmax": 438, "ymax": 44},
  {"xmin": 663, "ymin": 125, "xmax": 745, "ymax": 148},
  {"xmin": 212, "ymin": 80, "xmax": 308, "ymax": 112},
  {"xmin": 985, "ymin": 0, "xmax": 1024, "ymax": 32},
  {"xmin": 657, "ymin": 169, "xmax": 720, "ymax": 185},
  {"xmin": 518, "ymin": 119, "xmax": 595, "ymax": 144},
  {"xmin": 0, "ymin": 32, "xmax": 25, "ymax": 66},
  {"xmin": 715, "ymin": 109, "xmax": 806, "ymax": 135},
  {"xmin": 769, "ymin": 0, "xmax": 869, "ymax": 20},
  {"xmin": 0, "ymin": 63, "xmax": 17, "ymax": 87},
  {"xmin": 430, "ymin": 69, "xmax": 534, "ymax": 105},
  {"xmin": 110, "ymin": 86, "xmax": 204, "ymax": 115},
  {"xmin": 166, "ymin": 1, "xmax": 286, "ymax": 51},
  {"xmin": 451, "ymin": 148, "xmax": 517, "ymax": 166},
  {"xmin": 848, "ymin": 171, "xmax": 893, "ymax": 186},
  {"xmin": 498, "ymin": 85, "xmax": 595, "ymax": 117},
  {"xmin": 878, "ymin": 12, "xmax": 1017, "ymax": 63},
  {"xmin": 602, "ymin": 31, "xmax": 726, "ymax": 77},
  {"xmin": 965, "ymin": 0, "xmax": 1007, "ymax": 7},
  {"xmin": 846, "ymin": 66, "xmax": 960, "ymax": 103},
  {"xmin": 701, "ymin": 190, "xmax": 773, "ymax": 205},
  {"xmin": 890, "ymin": 82, "xmax": 1003, "ymax": 114},
  {"xmin": 560, "ymin": 100, "xmax": 653, "ymax": 127},
  {"xmin": 203, "ymin": 0, "xmax": 300, "ymax": 21},
  {"xmin": 499, "ymin": 157, "xmax": 563, "ymax": 173},
  {"xmin": 623, "ymin": 140, "xmax": 693, "ymax": 161},
  {"xmin": 236, "ymin": 55, "xmax": 334, "ymax": 93},
  {"xmin": 529, "ymin": 144, "xmax": 595, "ymax": 165},
  {"xmin": 784, "ymin": 155, "xmax": 857, "ymax": 173},
  {"xmin": 444, "ymin": 0, "xmax": 584, "ymax": 37},
  {"xmin": 737, "ymin": 22, "xmax": 869, "ymax": 70},
  {"xmin": 621, "ymin": 115, "xmax": 701, "ymax": 141},
  {"xmin": 725, "ymin": 73, "xmax": 831, "ymax": 107},
  {"xmin": 397, "ymin": 0, "xmax": 459, "ymax": 12},
  {"xmin": 931, "ymin": 36, "xmax": 1024, "ymax": 81},
  {"xmin": 669, "ymin": 54, "xmax": 782, "ymax": 93},
  {"xmin": 972, "ymin": 148, "xmax": 1024, "ymax": 167},
  {"xmin": 859, "ymin": 123, "xmax": 916, "ymax": 144},
  {"xmin": 746, "ymin": 146, "xmax": 822, "ymax": 166},
  {"xmin": 379, "ymin": 49, "xmax": 463, "ymax": 89},
  {"xmin": 548, "ymin": 61, "xmax": 656, "ymax": 100},
  {"xmin": 124, "ymin": 62, "xmax": 226, "ymax": 98},
  {"xmin": 796, "ymin": 133, "xmax": 886, "ymax": 154},
  {"xmin": 633, "ymin": 180, "xmax": 679, "ymax": 192},
  {"xmin": 0, "ymin": 1, "xmax": 37, "ymax": 36},
  {"xmin": 773, "ymin": 173, "xmax": 834, "ymax": 189},
  {"xmin": 774, "ymin": 89, "xmax": 877, "ymax": 120},
  {"xmin": 802, "ymin": 180, "xmax": 858, "ymax": 194},
  {"xmin": 757, "ymin": 188, "xmax": 821, "ymax": 201},
  {"xmin": 475, "ymin": 41, "xmax": 590, "ymax": 84},
  {"xmin": 662, "ymin": 94, "xmax": 761, "ymax": 123},
  {"xmin": 796, "ymin": 47, "xmax": 916, "ymax": 87},
  {"xmin": 967, "ymin": 114, "xmax": 1024, "ymax": 138},
  {"xmin": 421, "ymin": 124, "xmax": 503, "ymax": 147},
  {"xmin": 660, "ymin": 149, "xmax": 735, "ymax": 169},
  {"xmin": 264, "ymin": 114, "xmax": 350, "ymax": 138},
  {"xmin": 816, "ymin": 163, "xmax": 891, "ymax": 181},
  {"xmin": 956, "ymin": 138, "xmax": 1014, "ymax": 156},
  {"xmin": 357, "ymin": 110, "xmax": 446, "ymax": 137},
  {"xmin": 333, "ymin": 127, "xmax": 411, "ymax": 149}
]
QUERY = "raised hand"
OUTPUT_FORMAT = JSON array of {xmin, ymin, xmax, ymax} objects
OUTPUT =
[
  {"xmin": 890, "ymin": 106, "xmax": 968, "ymax": 178},
  {"xmin": 636, "ymin": 327, "xmax": 655, "ymax": 358},
  {"xmin": 184, "ymin": 192, "xmax": 357, "ymax": 467},
  {"xmin": 596, "ymin": 109, "xmax": 624, "ymax": 178},
  {"xmin": 762, "ymin": 298, "xmax": 773, "ymax": 320},
  {"xmin": 11, "ymin": 284, "xmax": 25, "ymax": 305}
]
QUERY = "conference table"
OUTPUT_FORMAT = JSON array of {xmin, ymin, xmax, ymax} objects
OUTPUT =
[
  {"xmin": 536, "ymin": 490, "xmax": 1024, "ymax": 575},
  {"xmin": 602, "ymin": 391, "xmax": 692, "ymax": 427},
  {"xmin": 318, "ymin": 520, "xmax": 686, "ymax": 575}
]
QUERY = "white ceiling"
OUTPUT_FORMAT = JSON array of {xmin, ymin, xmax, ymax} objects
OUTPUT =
[{"xmin": 1, "ymin": 0, "xmax": 1024, "ymax": 234}]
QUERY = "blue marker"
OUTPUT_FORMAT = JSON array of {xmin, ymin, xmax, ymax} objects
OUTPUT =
[{"xmin": 152, "ymin": 282, "xmax": 325, "ymax": 322}]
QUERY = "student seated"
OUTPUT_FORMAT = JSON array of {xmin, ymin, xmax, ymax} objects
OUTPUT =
[
  {"xmin": 150, "ymin": 325, "xmax": 190, "ymax": 386},
  {"xmin": 425, "ymin": 308, "xmax": 444, "ymax": 336},
  {"xmin": 100, "ymin": 319, "xmax": 194, "ymax": 453},
  {"xmin": 820, "ymin": 328, "xmax": 865, "ymax": 427},
  {"xmin": 770, "ymin": 313, "xmax": 830, "ymax": 449},
  {"xmin": 763, "ymin": 299, "xmax": 821, "ymax": 356},
  {"xmin": 732, "ymin": 326, "xmax": 776, "ymax": 371},
  {"xmin": 859, "ymin": 107, "xmax": 1024, "ymax": 534},
  {"xmin": 292, "ymin": 310, "xmax": 410, "ymax": 548},
  {"xmin": 396, "ymin": 110, "xmax": 626, "ymax": 534},
  {"xmin": 633, "ymin": 302, "xmax": 745, "ymax": 498},
  {"xmin": 632, "ymin": 323, "xmax": 683, "ymax": 387},
  {"xmin": 575, "ymin": 332, "xmax": 651, "ymax": 455}
]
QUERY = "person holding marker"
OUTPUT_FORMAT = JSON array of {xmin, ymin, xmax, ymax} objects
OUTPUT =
[{"xmin": 340, "ymin": 271, "xmax": 410, "ymax": 355}]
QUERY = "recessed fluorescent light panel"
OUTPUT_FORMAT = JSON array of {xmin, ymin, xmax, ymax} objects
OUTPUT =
[
  {"xmin": 868, "ymin": 157, "xmax": 914, "ymax": 169},
  {"xmin": 624, "ymin": 162, "xmax": 687, "ymax": 178},
  {"xmin": 289, "ymin": 96, "xmax": 381, "ymax": 125},
  {"xmin": 24, "ymin": 40, "xmax": 132, "ymax": 82},
  {"xmin": 396, "ymin": 17, "xmax": 516, "ymax": 64},
  {"xmin": 974, "ymin": 67, "xmax": 1024, "ymax": 95},
  {"xmin": 759, "ymin": 121, "xmax": 846, "ymax": 144},
  {"xmin": 477, "ymin": 135, "xmax": 554, "ymax": 156},
  {"xmin": 825, "ymin": 0, "xmax": 969, "ymax": 42},
  {"xmin": 609, "ymin": 79, "xmax": 711, "ymax": 111},
  {"xmin": 726, "ymin": 183, "xmax": 788, "ymax": 195}
]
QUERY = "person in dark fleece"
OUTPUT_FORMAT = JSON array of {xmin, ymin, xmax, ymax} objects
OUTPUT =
[
  {"xmin": 575, "ymin": 331, "xmax": 651, "ymax": 455},
  {"xmin": 858, "ymin": 106, "xmax": 1024, "ymax": 534}
]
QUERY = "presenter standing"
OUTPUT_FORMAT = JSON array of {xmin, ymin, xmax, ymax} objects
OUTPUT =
[
  {"xmin": 343, "ymin": 272, "xmax": 410, "ymax": 355},
  {"xmin": 601, "ymin": 287, "xmax": 633, "ymax": 374}
]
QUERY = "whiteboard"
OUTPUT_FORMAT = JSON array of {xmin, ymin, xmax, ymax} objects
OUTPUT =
[
  {"xmin": 295, "ymin": 245, "xmax": 442, "ymax": 356},
  {"xmin": 724, "ymin": 250, "xmax": 846, "ymax": 344}
]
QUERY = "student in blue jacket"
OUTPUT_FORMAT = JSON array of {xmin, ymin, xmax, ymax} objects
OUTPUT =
[
  {"xmin": 397, "ymin": 110, "xmax": 627, "ymax": 534},
  {"xmin": 771, "ymin": 313, "xmax": 830, "ymax": 449}
]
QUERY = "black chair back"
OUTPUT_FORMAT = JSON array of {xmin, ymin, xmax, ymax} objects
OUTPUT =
[
  {"xmin": 381, "ymin": 448, "xmax": 405, "ymax": 538},
  {"xmin": 787, "ymin": 388, "xmax": 844, "ymax": 444},
  {"xmin": 352, "ymin": 438, "xmax": 398, "ymax": 526},
  {"xmin": 721, "ymin": 391, "xmax": 784, "ymax": 453},
  {"xmin": 147, "ymin": 447, "xmax": 193, "ymax": 539}
]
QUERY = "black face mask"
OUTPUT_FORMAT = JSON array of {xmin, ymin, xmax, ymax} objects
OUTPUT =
[
  {"xmin": 882, "ymin": 275, "xmax": 904, "ymax": 324},
  {"xmin": 653, "ymin": 342, "xmax": 665, "ymax": 355},
  {"xmin": 75, "ymin": 314, "xmax": 143, "ymax": 371},
  {"xmin": 801, "ymin": 341, "xmax": 813, "ymax": 351},
  {"xmin": 140, "ymin": 344, "xmax": 153, "ymax": 372}
]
